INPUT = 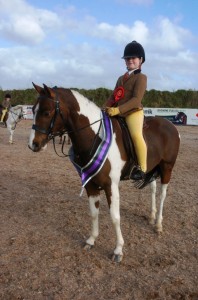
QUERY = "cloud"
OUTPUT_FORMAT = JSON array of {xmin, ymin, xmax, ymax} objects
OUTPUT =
[
  {"xmin": 150, "ymin": 17, "xmax": 193, "ymax": 51},
  {"xmin": 0, "ymin": 0, "xmax": 61, "ymax": 45},
  {"xmin": 92, "ymin": 20, "xmax": 149, "ymax": 44},
  {"xmin": 0, "ymin": 0, "xmax": 197, "ymax": 91}
]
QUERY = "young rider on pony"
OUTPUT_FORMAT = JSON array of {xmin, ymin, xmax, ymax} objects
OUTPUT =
[
  {"xmin": 104, "ymin": 41, "xmax": 147, "ymax": 180},
  {"xmin": 0, "ymin": 93, "xmax": 12, "ymax": 124}
]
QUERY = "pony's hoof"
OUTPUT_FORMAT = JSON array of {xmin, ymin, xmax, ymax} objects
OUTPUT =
[
  {"xmin": 149, "ymin": 218, "xmax": 156, "ymax": 225},
  {"xmin": 83, "ymin": 243, "xmax": 94, "ymax": 251},
  {"xmin": 155, "ymin": 226, "xmax": 163, "ymax": 234},
  {"xmin": 112, "ymin": 254, "xmax": 123, "ymax": 263}
]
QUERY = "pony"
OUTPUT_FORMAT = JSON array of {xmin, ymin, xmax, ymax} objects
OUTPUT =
[
  {"xmin": 28, "ymin": 83, "xmax": 180, "ymax": 262},
  {"xmin": 0, "ymin": 105, "xmax": 24, "ymax": 144}
]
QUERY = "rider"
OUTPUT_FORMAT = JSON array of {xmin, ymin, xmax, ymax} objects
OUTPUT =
[
  {"xmin": 104, "ymin": 41, "xmax": 147, "ymax": 180},
  {"xmin": 0, "ymin": 93, "xmax": 12, "ymax": 124}
]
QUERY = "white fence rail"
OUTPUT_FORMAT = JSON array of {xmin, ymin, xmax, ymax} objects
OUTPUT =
[{"xmin": 22, "ymin": 105, "xmax": 198, "ymax": 126}]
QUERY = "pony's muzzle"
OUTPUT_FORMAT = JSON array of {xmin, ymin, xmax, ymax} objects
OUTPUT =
[{"xmin": 28, "ymin": 141, "xmax": 47, "ymax": 152}]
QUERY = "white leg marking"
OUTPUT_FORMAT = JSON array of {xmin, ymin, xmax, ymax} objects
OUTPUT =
[
  {"xmin": 86, "ymin": 195, "xmax": 100, "ymax": 246},
  {"xmin": 156, "ymin": 183, "xmax": 168, "ymax": 233},
  {"xmin": 110, "ymin": 182, "xmax": 124, "ymax": 257},
  {"xmin": 8, "ymin": 127, "xmax": 14, "ymax": 144},
  {"xmin": 150, "ymin": 180, "xmax": 157, "ymax": 225},
  {"xmin": 106, "ymin": 133, "xmax": 125, "ymax": 260}
]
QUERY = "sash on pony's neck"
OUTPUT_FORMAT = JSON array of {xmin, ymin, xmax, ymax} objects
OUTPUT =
[{"xmin": 69, "ymin": 110, "xmax": 113, "ymax": 196}]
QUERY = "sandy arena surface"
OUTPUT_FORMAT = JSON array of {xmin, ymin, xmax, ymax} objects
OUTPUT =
[{"xmin": 0, "ymin": 120, "xmax": 197, "ymax": 300}]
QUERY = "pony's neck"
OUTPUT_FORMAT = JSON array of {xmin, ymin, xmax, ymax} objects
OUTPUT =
[
  {"xmin": 71, "ymin": 90, "xmax": 100, "ymax": 120},
  {"xmin": 68, "ymin": 90, "xmax": 102, "ymax": 153}
]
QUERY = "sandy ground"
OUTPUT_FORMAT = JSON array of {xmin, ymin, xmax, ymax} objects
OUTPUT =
[{"xmin": 0, "ymin": 120, "xmax": 198, "ymax": 300}]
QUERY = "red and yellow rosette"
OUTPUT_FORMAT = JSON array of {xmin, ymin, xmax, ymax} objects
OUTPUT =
[{"xmin": 113, "ymin": 86, "xmax": 124, "ymax": 102}]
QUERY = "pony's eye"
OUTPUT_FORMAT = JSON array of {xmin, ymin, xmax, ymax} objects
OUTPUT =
[{"xmin": 43, "ymin": 111, "xmax": 50, "ymax": 117}]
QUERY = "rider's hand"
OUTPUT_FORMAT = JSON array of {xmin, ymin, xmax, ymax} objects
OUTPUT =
[{"xmin": 105, "ymin": 107, "xmax": 120, "ymax": 116}]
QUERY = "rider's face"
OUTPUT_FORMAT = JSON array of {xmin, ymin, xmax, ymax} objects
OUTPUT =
[{"xmin": 125, "ymin": 57, "xmax": 141, "ymax": 71}]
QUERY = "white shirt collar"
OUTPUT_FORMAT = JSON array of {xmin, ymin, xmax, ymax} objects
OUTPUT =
[{"xmin": 128, "ymin": 68, "xmax": 139, "ymax": 75}]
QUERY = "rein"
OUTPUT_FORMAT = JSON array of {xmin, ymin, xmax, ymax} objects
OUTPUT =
[{"xmin": 53, "ymin": 118, "xmax": 103, "ymax": 158}]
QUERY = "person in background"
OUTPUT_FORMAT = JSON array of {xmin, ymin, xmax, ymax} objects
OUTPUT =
[
  {"xmin": 0, "ymin": 93, "xmax": 12, "ymax": 124},
  {"xmin": 104, "ymin": 41, "xmax": 147, "ymax": 180}
]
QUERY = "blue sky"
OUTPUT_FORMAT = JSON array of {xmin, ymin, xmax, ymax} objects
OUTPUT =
[{"xmin": 0, "ymin": 0, "xmax": 198, "ymax": 91}]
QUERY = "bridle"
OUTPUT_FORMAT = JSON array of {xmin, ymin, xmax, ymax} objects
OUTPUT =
[
  {"xmin": 32, "ymin": 95, "xmax": 66, "ymax": 140},
  {"xmin": 32, "ymin": 89, "xmax": 103, "ymax": 157}
]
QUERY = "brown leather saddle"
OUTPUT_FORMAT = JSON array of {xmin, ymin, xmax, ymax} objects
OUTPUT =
[
  {"xmin": 116, "ymin": 116, "xmax": 160, "ymax": 188},
  {"xmin": 116, "ymin": 117, "xmax": 138, "ymax": 180},
  {"xmin": 116, "ymin": 116, "xmax": 149, "ymax": 181}
]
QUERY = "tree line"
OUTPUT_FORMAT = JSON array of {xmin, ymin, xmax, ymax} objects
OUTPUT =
[{"xmin": 0, "ymin": 87, "xmax": 197, "ymax": 108}]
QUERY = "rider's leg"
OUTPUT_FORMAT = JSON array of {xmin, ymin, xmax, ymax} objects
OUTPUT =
[
  {"xmin": 125, "ymin": 110, "xmax": 147, "ymax": 178},
  {"xmin": 0, "ymin": 109, "xmax": 7, "ymax": 122}
]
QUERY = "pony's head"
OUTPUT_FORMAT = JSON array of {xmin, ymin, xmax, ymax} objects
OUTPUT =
[
  {"xmin": 29, "ymin": 83, "xmax": 62, "ymax": 151},
  {"xmin": 29, "ymin": 83, "xmax": 101, "ymax": 153},
  {"xmin": 29, "ymin": 83, "xmax": 82, "ymax": 152}
]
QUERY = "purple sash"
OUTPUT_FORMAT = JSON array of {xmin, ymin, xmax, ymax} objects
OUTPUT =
[{"xmin": 70, "ymin": 111, "xmax": 113, "ymax": 188}]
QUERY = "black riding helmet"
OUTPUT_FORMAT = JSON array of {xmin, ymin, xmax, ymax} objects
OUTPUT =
[
  {"xmin": 122, "ymin": 40, "xmax": 145, "ymax": 63},
  {"xmin": 5, "ymin": 93, "xmax": 11, "ymax": 99}
]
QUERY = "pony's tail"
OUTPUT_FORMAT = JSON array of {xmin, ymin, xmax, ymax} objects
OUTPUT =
[{"xmin": 134, "ymin": 165, "xmax": 161, "ymax": 189}]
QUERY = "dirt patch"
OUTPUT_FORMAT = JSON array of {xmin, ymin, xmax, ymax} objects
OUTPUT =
[{"xmin": 0, "ymin": 121, "xmax": 197, "ymax": 300}]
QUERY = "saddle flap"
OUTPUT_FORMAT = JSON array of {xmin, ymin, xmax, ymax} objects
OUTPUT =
[
  {"xmin": 116, "ymin": 117, "xmax": 137, "ymax": 180},
  {"xmin": 116, "ymin": 117, "xmax": 136, "ymax": 161}
]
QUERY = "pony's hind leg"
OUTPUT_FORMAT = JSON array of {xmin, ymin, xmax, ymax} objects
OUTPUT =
[
  {"xmin": 149, "ymin": 180, "xmax": 157, "ymax": 225},
  {"xmin": 156, "ymin": 183, "xmax": 168, "ymax": 233}
]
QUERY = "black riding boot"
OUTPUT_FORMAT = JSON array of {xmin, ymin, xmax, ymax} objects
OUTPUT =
[{"xmin": 130, "ymin": 166, "xmax": 146, "ymax": 180}]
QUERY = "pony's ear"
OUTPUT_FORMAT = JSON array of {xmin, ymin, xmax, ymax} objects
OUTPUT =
[
  {"xmin": 43, "ymin": 84, "xmax": 56, "ymax": 99},
  {"xmin": 32, "ymin": 82, "xmax": 43, "ymax": 94}
]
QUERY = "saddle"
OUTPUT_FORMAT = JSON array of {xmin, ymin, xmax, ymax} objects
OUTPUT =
[
  {"xmin": 117, "ymin": 116, "xmax": 149, "ymax": 180},
  {"xmin": 116, "ymin": 116, "xmax": 160, "ymax": 188},
  {"xmin": 116, "ymin": 117, "xmax": 138, "ymax": 181}
]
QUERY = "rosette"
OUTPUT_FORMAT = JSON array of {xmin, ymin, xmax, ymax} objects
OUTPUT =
[{"xmin": 113, "ymin": 86, "xmax": 124, "ymax": 102}]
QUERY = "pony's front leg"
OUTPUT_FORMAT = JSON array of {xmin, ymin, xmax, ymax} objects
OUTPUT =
[
  {"xmin": 149, "ymin": 180, "xmax": 157, "ymax": 225},
  {"xmin": 108, "ymin": 183, "xmax": 124, "ymax": 263},
  {"xmin": 84, "ymin": 194, "xmax": 100, "ymax": 250},
  {"xmin": 156, "ymin": 183, "xmax": 168, "ymax": 233},
  {"xmin": 9, "ymin": 128, "xmax": 14, "ymax": 144}
]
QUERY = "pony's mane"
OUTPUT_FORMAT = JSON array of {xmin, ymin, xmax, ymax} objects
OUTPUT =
[
  {"xmin": 11, "ymin": 105, "xmax": 23, "ymax": 111},
  {"xmin": 70, "ymin": 90, "xmax": 101, "ymax": 120}
]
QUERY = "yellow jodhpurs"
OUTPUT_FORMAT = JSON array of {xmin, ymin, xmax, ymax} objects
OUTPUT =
[
  {"xmin": 0, "ymin": 109, "xmax": 7, "ymax": 122},
  {"xmin": 125, "ymin": 110, "xmax": 147, "ymax": 172}
]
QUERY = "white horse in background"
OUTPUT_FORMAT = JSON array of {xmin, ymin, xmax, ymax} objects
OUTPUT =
[{"xmin": 1, "ymin": 105, "xmax": 24, "ymax": 144}]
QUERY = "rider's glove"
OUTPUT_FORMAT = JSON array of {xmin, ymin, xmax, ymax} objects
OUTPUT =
[{"xmin": 105, "ymin": 107, "xmax": 120, "ymax": 116}]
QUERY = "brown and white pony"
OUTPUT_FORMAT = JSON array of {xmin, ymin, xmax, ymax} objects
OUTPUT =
[{"xmin": 28, "ymin": 84, "xmax": 180, "ymax": 262}]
